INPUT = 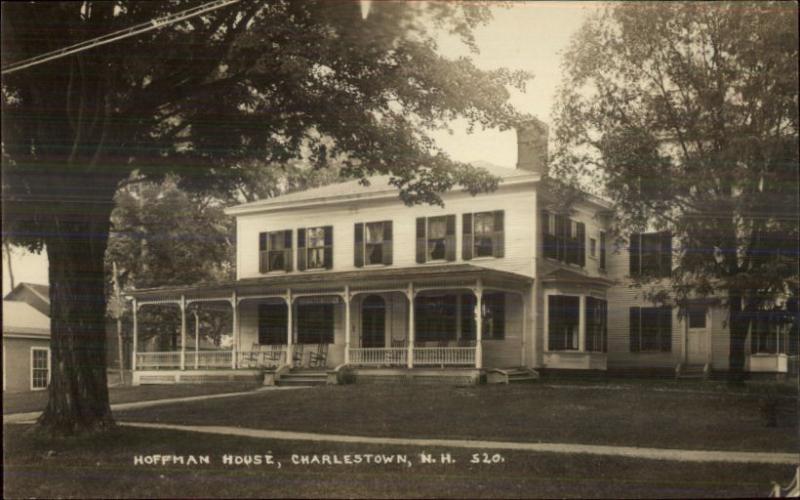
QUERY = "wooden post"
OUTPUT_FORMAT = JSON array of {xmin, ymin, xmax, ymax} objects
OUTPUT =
[
  {"xmin": 578, "ymin": 295, "xmax": 586, "ymax": 352},
  {"xmin": 112, "ymin": 261, "xmax": 126, "ymax": 384},
  {"xmin": 344, "ymin": 285, "xmax": 351, "ymax": 365},
  {"xmin": 231, "ymin": 291, "xmax": 238, "ymax": 369},
  {"xmin": 180, "ymin": 295, "xmax": 187, "ymax": 370},
  {"xmin": 475, "ymin": 280, "xmax": 483, "ymax": 369},
  {"xmin": 521, "ymin": 291, "xmax": 527, "ymax": 367},
  {"xmin": 286, "ymin": 289, "xmax": 294, "ymax": 368},
  {"xmin": 132, "ymin": 298, "xmax": 138, "ymax": 372},
  {"xmin": 407, "ymin": 282, "xmax": 415, "ymax": 369},
  {"xmin": 194, "ymin": 310, "xmax": 200, "ymax": 369}
]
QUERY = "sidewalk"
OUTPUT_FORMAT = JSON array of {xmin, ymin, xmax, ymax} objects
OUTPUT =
[{"xmin": 119, "ymin": 421, "xmax": 800, "ymax": 466}]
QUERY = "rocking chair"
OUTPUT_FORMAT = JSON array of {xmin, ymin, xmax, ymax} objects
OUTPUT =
[{"xmin": 308, "ymin": 343, "xmax": 328, "ymax": 368}]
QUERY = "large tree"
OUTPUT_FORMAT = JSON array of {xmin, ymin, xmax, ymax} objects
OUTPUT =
[
  {"xmin": 552, "ymin": 1, "xmax": 798, "ymax": 379},
  {"xmin": 2, "ymin": 1, "xmax": 528, "ymax": 434}
]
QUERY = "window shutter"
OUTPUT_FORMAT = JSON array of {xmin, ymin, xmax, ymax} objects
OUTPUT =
[
  {"xmin": 629, "ymin": 233, "xmax": 640, "ymax": 276},
  {"xmin": 493, "ymin": 210, "xmax": 505, "ymax": 258},
  {"xmin": 556, "ymin": 215, "xmax": 568, "ymax": 261},
  {"xmin": 660, "ymin": 307, "xmax": 672, "ymax": 352},
  {"xmin": 577, "ymin": 222, "xmax": 586, "ymax": 267},
  {"xmin": 629, "ymin": 307, "xmax": 640, "ymax": 352},
  {"xmin": 354, "ymin": 223, "xmax": 364, "ymax": 268},
  {"xmin": 323, "ymin": 226, "xmax": 333, "ymax": 269},
  {"xmin": 284, "ymin": 230, "xmax": 293, "ymax": 272},
  {"xmin": 259, "ymin": 232, "xmax": 268, "ymax": 273},
  {"xmin": 297, "ymin": 228, "xmax": 307, "ymax": 271},
  {"xmin": 416, "ymin": 218, "xmax": 426, "ymax": 263},
  {"xmin": 660, "ymin": 232, "xmax": 672, "ymax": 278},
  {"xmin": 382, "ymin": 221, "xmax": 393, "ymax": 265},
  {"xmin": 462, "ymin": 213, "xmax": 473, "ymax": 260},
  {"xmin": 599, "ymin": 231, "xmax": 606, "ymax": 271},
  {"xmin": 445, "ymin": 214, "xmax": 457, "ymax": 261}
]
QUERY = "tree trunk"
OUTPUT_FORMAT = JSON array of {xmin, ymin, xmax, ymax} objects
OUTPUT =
[
  {"xmin": 727, "ymin": 290, "xmax": 749, "ymax": 384},
  {"xmin": 37, "ymin": 208, "xmax": 115, "ymax": 435}
]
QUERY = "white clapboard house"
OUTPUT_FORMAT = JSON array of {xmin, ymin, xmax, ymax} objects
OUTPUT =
[{"xmin": 126, "ymin": 119, "xmax": 796, "ymax": 385}]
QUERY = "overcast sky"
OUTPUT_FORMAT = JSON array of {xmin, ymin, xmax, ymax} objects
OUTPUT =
[{"xmin": 2, "ymin": 1, "xmax": 593, "ymax": 294}]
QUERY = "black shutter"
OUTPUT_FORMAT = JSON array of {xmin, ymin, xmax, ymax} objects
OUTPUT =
[
  {"xmin": 259, "ymin": 232, "xmax": 268, "ymax": 273},
  {"xmin": 462, "ymin": 213, "xmax": 473, "ymax": 260},
  {"xmin": 557, "ymin": 215, "xmax": 568, "ymax": 262},
  {"xmin": 354, "ymin": 223, "xmax": 364, "ymax": 267},
  {"xmin": 577, "ymin": 222, "xmax": 586, "ymax": 267},
  {"xmin": 445, "ymin": 215, "xmax": 456, "ymax": 261},
  {"xmin": 629, "ymin": 307, "xmax": 640, "ymax": 352},
  {"xmin": 382, "ymin": 221, "xmax": 393, "ymax": 265},
  {"xmin": 493, "ymin": 210, "xmax": 505, "ymax": 258},
  {"xmin": 600, "ymin": 231, "xmax": 607, "ymax": 271},
  {"xmin": 297, "ymin": 228, "xmax": 307, "ymax": 271},
  {"xmin": 660, "ymin": 231, "xmax": 672, "ymax": 278},
  {"xmin": 323, "ymin": 226, "xmax": 333, "ymax": 269},
  {"xmin": 416, "ymin": 218, "xmax": 426, "ymax": 263},
  {"xmin": 660, "ymin": 307, "xmax": 672, "ymax": 352},
  {"xmin": 629, "ymin": 233, "xmax": 640, "ymax": 276},
  {"xmin": 284, "ymin": 230, "xmax": 293, "ymax": 272}
]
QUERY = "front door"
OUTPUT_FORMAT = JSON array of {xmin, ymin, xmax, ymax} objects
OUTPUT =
[
  {"xmin": 686, "ymin": 305, "xmax": 709, "ymax": 364},
  {"xmin": 361, "ymin": 295, "xmax": 386, "ymax": 348}
]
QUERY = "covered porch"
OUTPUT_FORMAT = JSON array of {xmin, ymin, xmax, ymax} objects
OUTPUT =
[{"xmin": 127, "ymin": 264, "xmax": 532, "ymax": 383}]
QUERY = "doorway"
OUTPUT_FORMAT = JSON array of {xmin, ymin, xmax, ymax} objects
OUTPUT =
[
  {"xmin": 361, "ymin": 295, "xmax": 386, "ymax": 348},
  {"xmin": 686, "ymin": 305, "xmax": 709, "ymax": 364}
]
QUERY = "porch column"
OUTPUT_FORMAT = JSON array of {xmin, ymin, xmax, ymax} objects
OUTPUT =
[
  {"xmin": 578, "ymin": 294, "xmax": 586, "ymax": 352},
  {"xmin": 193, "ymin": 310, "xmax": 200, "ymax": 370},
  {"xmin": 344, "ymin": 285, "xmax": 351, "ymax": 365},
  {"xmin": 180, "ymin": 295, "xmax": 187, "ymax": 371},
  {"xmin": 407, "ymin": 282, "xmax": 415, "ymax": 369},
  {"xmin": 231, "ymin": 291, "xmax": 239, "ymax": 369},
  {"xmin": 132, "ymin": 298, "xmax": 138, "ymax": 372},
  {"xmin": 286, "ymin": 289, "xmax": 294, "ymax": 367},
  {"xmin": 521, "ymin": 291, "xmax": 527, "ymax": 366},
  {"xmin": 475, "ymin": 280, "xmax": 483, "ymax": 369}
]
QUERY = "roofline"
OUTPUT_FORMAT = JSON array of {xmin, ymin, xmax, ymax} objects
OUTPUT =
[
  {"xmin": 224, "ymin": 174, "xmax": 542, "ymax": 216},
  {"xmin": 5, "ymin": 282, "xmax": 50, "ymax": 304}
]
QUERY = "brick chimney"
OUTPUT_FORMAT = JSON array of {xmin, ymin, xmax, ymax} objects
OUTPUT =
[{"xmin": 516, "ymin": 118, "xmax": 549, "ymax": 176}]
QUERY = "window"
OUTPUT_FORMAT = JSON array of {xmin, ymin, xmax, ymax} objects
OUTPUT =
[
  {"xmin": 540, "ymin": 210, "xmax": 585, "ymax": 267},
  {"xmin": 354, "ymin": 221, "xmax": 393, "ymax": 267},
  {"xmin": 688, "ymin": 305, "xmax": 707, "ymax": 329},
  {"xmin": 258, "ymin": 303, "xmax": 288, "ymax": 345},
  {"xmin": 31, "ymin": 347, "xmax": 50, "ymax": 390},
  {"xmin": 589, "ymin": 238, "xmax": 597, "ymax": 258},
  {"xmin": 599, "ymin": 231, "xmax": 607, "ymax": 271},
  {"xmin": 463, "ymin": 211, "xmax": 505, "ymax": 260},
  {"xmin": 548, "ymin": 295, "xmax": 580, "ymax": 351},
  {"xmin": 298, "ymin": 226, "xmax": 333, "ymax": 270},
  {"xmin": 630, "ymin": 232, "xmax": 671, "ymax": 278},
  {"xmin": 481, "ymin": 292, "xmax": 506, "ymax": 340},
  {"xmin": 259, "ymin": 230, "xmax": 292, "ymax": 273},
  {"xmin": 630, "ymin": 306, "xmax": 672, "ymax": 352},
  {"xmin": 416, "ymin": 215, "xmax": 456, "ymax": 263},
  {"xmin": 750, "ymin": 310, "xmax": 792, "ymax": 355},
  {"xmin": 417, "ymin": 293, "xmax": 505, "ymax": 342},
  {"xmin": 586, "ymin": 297, "xmax": 607, "ymax": 352},
  {"xmin": 296, "ymin": 302, "xmax": 335, "ymax": 344}
]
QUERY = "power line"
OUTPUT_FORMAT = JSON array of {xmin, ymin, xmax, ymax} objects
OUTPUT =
[{"xmin": 1, "ymin": 0, "xmax": 241, "ymax": 76}]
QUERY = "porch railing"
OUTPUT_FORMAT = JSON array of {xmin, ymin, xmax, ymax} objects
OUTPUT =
[
  {"xmin": 349, "ymin": 348, "xmax": 408, "ymax": 367},
  {"xmin": 187, "ymin": 351, "xmax": 234, "ymax": 369},
  {"xmin": 136, "ymin": 351, "xmax": 181, "ymax": 370},
  {"xmin": 413, "ymin": 347, "xmax": 475, "ymax": 366}
]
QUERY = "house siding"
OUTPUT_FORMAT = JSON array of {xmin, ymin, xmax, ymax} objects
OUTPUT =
[{"xmin": 3, "ymin": 336, "xmax": 50, "ymax": 392}]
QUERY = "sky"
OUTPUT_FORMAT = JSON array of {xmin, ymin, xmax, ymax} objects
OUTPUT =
[{"xmin": 1, "ymin": 1, "xmax": 594, "ymax": 295}]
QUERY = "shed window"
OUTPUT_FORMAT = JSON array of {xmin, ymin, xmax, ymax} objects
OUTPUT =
[{"xmin": 31, "ymin": 347, "xmax": 50, "ymax": 390}]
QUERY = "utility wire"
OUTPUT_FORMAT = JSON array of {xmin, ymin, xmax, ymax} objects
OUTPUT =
[{"xmin": 1, "ymin": 0, "xmax": 241, "ymax": 76}]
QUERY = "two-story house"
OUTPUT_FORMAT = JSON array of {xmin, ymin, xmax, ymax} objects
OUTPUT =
[{"xmin": 126, "ymin": 119, "xmax": 796, "ymax": 385}]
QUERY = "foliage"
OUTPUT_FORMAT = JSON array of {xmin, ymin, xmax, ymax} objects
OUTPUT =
[{"xmin": 552, "ymin": 1, "xmax": 799, "ymax": 373}]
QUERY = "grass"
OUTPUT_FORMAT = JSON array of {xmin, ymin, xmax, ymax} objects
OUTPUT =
[
  {"xmin": 2, "ymin": 382, "xmax": 262, "ymax": 415},
  {"xmin": 3, "ymin": 424, "xmax": 796, "ymax": 499},
  {"xmin": 115, "ymin": 382, "xmax": 799, "ymax": 453}
]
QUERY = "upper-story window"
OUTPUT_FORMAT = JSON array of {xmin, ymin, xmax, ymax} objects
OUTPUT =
[
  {"xmin": 630, "ymin": 231, "xmax": 671, "ymax": 278},
  {"xmin": 416, "ymin": 215, "xmax": 456, "ymax": 263},
  {"xmin": 298, "ymin": 226, "xmax": 333, "ymax": 270},
  {"xmin": 541, "ymin": 210, "xmax": 585, "ymax": 267},
  {"xmin": 463, "ymin": 211, "xmax": 505, "ymax": 260},
  {"xmin": 354, "ymin": 221, "xmax": 393, "ymax": 267},
  {"xmin": 589, "ymin": 238, "xmax": 597, "ymax": 258},
  {"xmin": 599, "ymin": 231, "xmax": 607, "ymax": 271},
  {"xmin": 259, "ymin": 230, "xmax": 293, "ymax": 273}
]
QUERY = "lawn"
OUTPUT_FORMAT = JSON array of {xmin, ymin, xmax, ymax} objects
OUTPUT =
[
  {"xmin": 3, "ymin": 424, "xmax": 795, "ymax": 499},
  {"xmin": 3, "ymin": 382, "xmax": 262, "ymax": 415},
  {"xmin": 115, "ymin": 382, "xmax": 799, "ymax": 453}
]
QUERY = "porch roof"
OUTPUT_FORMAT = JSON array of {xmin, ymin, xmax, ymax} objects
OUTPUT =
[
  {"xmin": 540, "ymin": 268, "xmax": 615, "ymax": 287},
  {"xmin": 125, "ymin": 264, "xmax": 533, "ymax": 303}
]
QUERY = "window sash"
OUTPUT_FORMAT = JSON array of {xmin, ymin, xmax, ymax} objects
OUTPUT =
[
  {"xmin": 548, "ymin": 295, "xmax": 580, "ymax": 351},
  {"xmin": 31, "ymin": 348, "xmax": 49, "ymax": 389}
]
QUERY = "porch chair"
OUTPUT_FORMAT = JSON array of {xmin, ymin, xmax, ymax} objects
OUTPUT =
[
  {"xmin": 265, "ymin": 344, "xmax": 284, "ymax": 367},
  {"xmin": 240, "ymin": 344, "xmax": 261, "ymax": 369},
  {"xmin": 389, "ymin": 338, "xmax": 407, "ymax": 366},
  {"xmin": 292, "ymin": 344, "xmax": 305, "ymax": 367},
  {"xmin": 308, "ymin": 343, "xmax": 328, "ymax": 368}
]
